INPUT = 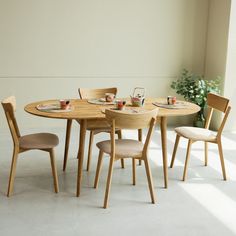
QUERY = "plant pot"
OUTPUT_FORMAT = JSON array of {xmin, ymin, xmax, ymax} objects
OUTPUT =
[{"xmin": 194, "ymin": 109, "xmax": 205, "ymax": 128}]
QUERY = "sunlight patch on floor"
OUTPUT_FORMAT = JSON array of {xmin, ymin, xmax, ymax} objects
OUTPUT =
[
  {"xmin": 191, "ymin": 150, "xmax": 236, "ymax": 181},
  {"xmin": 181, "ymin": 183, "xmax": 236, "ymax": 235}
]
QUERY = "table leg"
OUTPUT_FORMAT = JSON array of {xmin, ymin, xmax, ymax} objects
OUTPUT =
[
  {"xmin": 160, "ymin": 116, "xmax": 168, "ymax": 188},
  {"xmin": 63, "ymin": 119, "xmax": 72, "ymax": 171},
  {"xmin": 76, "ymin": 119, "xmax": 87, "ymax": 197}
]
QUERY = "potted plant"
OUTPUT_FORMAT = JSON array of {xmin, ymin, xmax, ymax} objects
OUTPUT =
[{"xmin": 170, "ymin": 69, "xmax": 221, "ymax": 127}]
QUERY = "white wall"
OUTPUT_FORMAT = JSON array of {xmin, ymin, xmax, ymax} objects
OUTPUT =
[
  {"xmin": 224, "ymin": 0, "xmax": 236, "ymax": 130},
  {"xmin": 0, "ymin": 0, "xmax": 209, "ymax": 131},
  {"xmin": 204, "ymin": 0, "xmax": 235, "ymax": 130},
  {"xmin": 204, "ymin": 0, "xmax": 231, "ymax": 80}
]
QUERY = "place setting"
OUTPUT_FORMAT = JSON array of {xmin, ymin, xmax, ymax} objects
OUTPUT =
[
  {"xmin": 153, "ymin": 96, "xmax": 189, "ymax": 109},
  {"xmin": 36, "ymin": 99, "xmax": 73, "ymax": 112}
]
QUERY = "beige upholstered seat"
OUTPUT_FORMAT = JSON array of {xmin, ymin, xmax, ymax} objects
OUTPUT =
[
  {"xmin": 97, "ymin": 139, "xmax": 144, "ymax": 158},
  {"xmin": 175, "ymin": 127, "xmax": 217, "ymax": 142},
  {"xmin": 2, "ymin": 96, "xmax": 59, "ymax": 197},
  {"xmin": 94, "ymin": 108, "xmax": 159, "ymax": 208},
  {"xmin": 19, "ymin": 133, "xmax": 59, "ymax": 149},
  {"xmin": 170, "ymin": 93, "xmax": 231, "ymax": 181},
  {"xmin": 63, "ymin": 87, "xmax": 125, "ymax": 172}
]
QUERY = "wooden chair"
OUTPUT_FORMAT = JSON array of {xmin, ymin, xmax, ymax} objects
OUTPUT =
[
  {"xmin": 63, "ymin": 87, "xmax": 125, "ymax": 172},
  {"xmin": 170, "ymin": 93, "xmax": 231, "ymax": 181},
  {"xmin": 94, "ymin": 108, "xmax": 159, "ymax": 208},
  {"xmin": 2, "ymin": 96, "xmax": 59, "ymax": 196}
]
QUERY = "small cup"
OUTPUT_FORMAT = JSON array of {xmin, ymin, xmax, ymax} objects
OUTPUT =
[
  {"xmin": 167, "ymin": 96, "xmax": 172, "ymax": 105},
  {"xmin": 167, "ymin": 96, "xmax": 176, "ymax": 105},
  {"xmin": 116, "ymin": 100, "xmax": 126, "ymax": 110},
  {"xmin": 172, "ymin": 96, "xmax": 177, "ymax": 105},
  {"xmin": 60, "ymin": 100, "xmax": 70, "ymax": 110},
  {"xmin": 105, "ymin": 93, "xmax": 115, "ymax": 102}
]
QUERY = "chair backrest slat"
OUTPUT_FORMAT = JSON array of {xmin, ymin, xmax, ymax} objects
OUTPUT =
[
  {"xmin": 205, "ymin": 93, "xmax": 230, "ymax": 137},
  {"xmin": 105, "ymin": 109, "xmax": 158, "ymax": 130},
  {"xmin": 2, "ymin": 96, "xmax": 21, "ymax": 145},
  {"xmin": 79, "ymin": 87, "xmax": 117, "ymax": 99},
  {"xmin": 207, "ymin": 93, "xmax": 229, "ymax": 112}
]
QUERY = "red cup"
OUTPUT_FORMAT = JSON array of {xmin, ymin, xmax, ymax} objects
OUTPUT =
[
  {"xmin": 60, "ymin": 100, "xmax": 70, "ymax": 110},
  {"xmin": 116, "ymin": 100, "xmax": 126, "ymax": 110},
  {"xmin": 172, "ymin": 96, "xmax": 176, "ymax": 105},
  {"xmin": 167, "ymin": 96, "xmax": 176, "ymax": 105}
]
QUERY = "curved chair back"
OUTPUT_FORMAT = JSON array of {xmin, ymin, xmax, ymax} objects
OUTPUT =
[
  {"xmin": 78, "ymin": 87, "xmax": 117, "ymax": 99},
  {"xmin": 105, "ymin": 108, "xmax": 158, "ymax": 155},
  {"xmin": 1, "ymin": 96, "xmax": 21, "ymax": 146},
  {"xmin": 205, "ymin": 93, "xmax": 231, "ymax": 137},
  {"xmin": 105, "ymin": 108, "xmax": 158, "ymax": 130}
]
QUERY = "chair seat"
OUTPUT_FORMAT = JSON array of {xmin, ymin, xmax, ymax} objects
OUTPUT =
[
  {"xmin": 175, "ymin": 126, "xmax": 217, "ymax": 142},
  {"xmin": 96, "ymin": 139, "xmax": 144, "ymax": 158},
  {"xmin": 19, "ymin": 133, "xmax": 59, "ymax": 149}
]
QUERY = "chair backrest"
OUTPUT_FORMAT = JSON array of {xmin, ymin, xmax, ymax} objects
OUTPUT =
[
  {"xmin": 105, "ymin": 108, "xmax": 159, "ymax": 157},
  {"xmin": 1, "ymin": 96, "xmax": 21, "ymax": 146},
  {"xmin": 78, "ymin": 87, "xmax": 117, "ymax": 99},
  {"xmin": 205, "ymin": 93, "xmax": 231, "ymax": 137}
]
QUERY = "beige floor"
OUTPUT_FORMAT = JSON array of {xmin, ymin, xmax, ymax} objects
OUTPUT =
[{"xmin": 0, "ymin": 125, "xmax": 236, "ymax": 236}]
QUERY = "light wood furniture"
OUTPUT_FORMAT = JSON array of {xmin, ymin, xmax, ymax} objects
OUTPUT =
[
  {"xmin": 94, "ymin": 108, "xmax": 159, "ymax": 208},
  {"xmin": 2, "ymin": 96, "xmax": 59, "ymax": 196},
  {"xmin": 63, "ymin": 87, "xmax": 125, "ymax": 172},
  {"xmin": 78, "ymin": 87, "xmax": 117, "ymax": 99},
  {"xmin": 24, "ymin": 97, "xmax": 200, "ymax": 196},
  {"xmin": 170, "ymin": 93, "xmax": 231, "ymax": 181}
]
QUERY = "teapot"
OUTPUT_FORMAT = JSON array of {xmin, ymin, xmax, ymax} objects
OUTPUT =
[{"xmin": 130, "ymin": 87, "xmax": 145, "ymax": 107}]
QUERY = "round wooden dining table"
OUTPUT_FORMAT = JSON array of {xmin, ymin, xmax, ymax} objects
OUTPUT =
[{"xmin": 25, "ymin": 98, "xmax": 200, "ymax": 196}]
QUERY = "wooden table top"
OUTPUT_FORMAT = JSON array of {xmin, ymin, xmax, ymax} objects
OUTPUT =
[{"xmin": 24, "ymin": 98, "xmax": 200, "ymax": 120}]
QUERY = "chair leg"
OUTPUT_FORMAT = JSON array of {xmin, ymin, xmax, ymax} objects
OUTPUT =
[
  {"xmin": 103, "ymin": 157, "xmax": 115, "ymax": 209},
  {"xmin": 138, "ymin": 129, "xmax": 142, "ymax": 166},
  {"xmin": 132, "ymin": 159, "xmax": 136, "ymax": 185},
  {"xmin": 63, "ymin": 119, "xmax": 72, "ymax": 171},
  {"xmin": 144, "ymin": 158, "xmax": 156, "ymax": 204},
  {"xmin": 217, "ymin": 140, "xmax": 227, "ymax": 180},
  {"xmin": 182, "ymin": 140, "xmax": 193, "ymax": 181},
  {"xmin": 86, "ymin": 130, "xmax": 94, "ymax": 172},
  {"xmin": 117, "ymin": 130, "xmax": 125, "ymax": 169},
  {"xmin": 49, "ymin": 149, "xmax": 59, "ymax": 193},
  {"xmin": 205, "ymin": 142, "xmax": 208, "ymax": 166},
  {"xmin": 94, "ymin": 150, "xmax": 104, "ymax": 189},
  {"xmin": 7, "ymin": 148, "xmax": 18, "ymax": 197},
  {"xmin": 170, "ymin": 134, "xmax": 180, "ymax": 168}
]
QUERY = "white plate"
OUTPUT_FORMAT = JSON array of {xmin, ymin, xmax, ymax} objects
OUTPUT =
[{"xmin": 99, "ymin": 98, "xmax": 106, "ymax": 102}]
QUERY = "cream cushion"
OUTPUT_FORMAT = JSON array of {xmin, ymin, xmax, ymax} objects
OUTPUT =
[
  {"xmin": 175, "ymin": 127, "xmax": 217, "ymax": 142},
  {"xmin": 19, "ymin": 133, "xmax": 59, "ymax": 149},
  {"xmin": 96, "ymin": 139, "xmax": 143, "ymax": 158}
]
